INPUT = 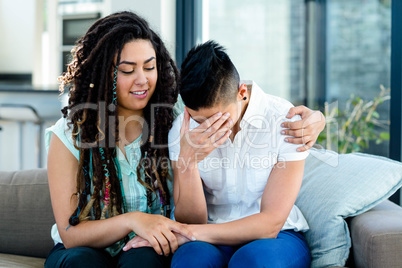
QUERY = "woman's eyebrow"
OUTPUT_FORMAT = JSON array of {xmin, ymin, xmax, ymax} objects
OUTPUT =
[{"xmin": 119, "ymin": 56, "xmax": 156, "ymax": 65}]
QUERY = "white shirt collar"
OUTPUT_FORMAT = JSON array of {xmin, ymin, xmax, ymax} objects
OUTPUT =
[{"xmin": 240, "ymin": 80, "xmax": 264, "ymax": 129}]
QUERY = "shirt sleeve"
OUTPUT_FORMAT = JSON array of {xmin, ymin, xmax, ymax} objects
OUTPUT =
[
  {"xmin": 168, "ymin": 113, "xmax": 184, "ymax": 161},
  {"xmin": 277, "ymin": 114, "xmax": 309, "ymax": 162},
  {"xmin": 45, "ymin": 117, "xmax": 80, "ymax": 160}
]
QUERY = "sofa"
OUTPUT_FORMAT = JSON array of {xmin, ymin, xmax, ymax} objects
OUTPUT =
[
  {"xmin": 0, "ymin": 169, "xmax": 54, "ymax": 268},
  {"xmin": 1, "ymin": 149, "xmax": 402, "ymax": 268}
]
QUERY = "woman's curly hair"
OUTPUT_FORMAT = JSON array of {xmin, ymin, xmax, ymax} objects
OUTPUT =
[{"xmin": 59, "ymin": 11, "xmax": 179, "ymax": 226}]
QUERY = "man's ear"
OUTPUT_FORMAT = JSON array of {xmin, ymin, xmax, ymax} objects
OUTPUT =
[{"xmin": 237, "ymin": 83, "xmax": 248, "ymax": 101}]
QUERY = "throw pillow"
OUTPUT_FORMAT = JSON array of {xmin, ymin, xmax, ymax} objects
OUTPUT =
[{"xmin": 295, "ymin": 148, "xmax": 402, "ymax": 268}]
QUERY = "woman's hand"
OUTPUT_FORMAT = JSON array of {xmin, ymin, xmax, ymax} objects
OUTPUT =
[
  {"xmin": 127, "ymin": 212, "xmax": 195, "ymax": 256},
  {"xmin": 179, "ymin": 107, "xmax": 232, "ymax": 164},
  {"xmin": 123, "ymin": 233, "xmax": 191, "ymax": 252},
  {"xmin": 123, "ymin": 236, "xmax": 151, "ymax": 251},
  {"xmin": 281, "ymin": 105, "xmax": 325, "ymax": 152}
]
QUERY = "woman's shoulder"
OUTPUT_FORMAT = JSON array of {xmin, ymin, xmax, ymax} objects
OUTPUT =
[{"xmin": 45, "ymin": 117, "xmax": 79, "ymax": 160}]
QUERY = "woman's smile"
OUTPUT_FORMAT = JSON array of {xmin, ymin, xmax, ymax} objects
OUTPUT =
[{"xmin": 130, "ymin": 89, "xmax": 148, "ymax": 98}]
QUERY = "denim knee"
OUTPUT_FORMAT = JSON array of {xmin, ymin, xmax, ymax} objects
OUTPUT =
[
  {"xmin": 172, "ymin": 241, "xmax": 233, "ymax": 268},
  {"xmin": 229, "ymin": 231, "xmax": 311, "ymax": 268},
  {"xmin": 117, "ymin": 247, "xmax": 171, "ymax": 268},
  {"xmin": 45, "ymin": 244, "xmax": 112, "ymax": 268}
]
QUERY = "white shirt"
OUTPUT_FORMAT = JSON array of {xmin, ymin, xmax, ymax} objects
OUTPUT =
[{"xmin": 168, "ymin": 81, "xmax": 309, "ymax": 232}]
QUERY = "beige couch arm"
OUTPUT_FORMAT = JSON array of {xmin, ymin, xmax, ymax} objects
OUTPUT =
[{"xmin": 349, "ymin": 199, "xmax": 402, "ymax": 268}]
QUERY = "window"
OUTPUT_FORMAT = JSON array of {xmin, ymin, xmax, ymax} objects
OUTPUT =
[
  {"xmin": 178, "ymin": 0, "xmax": 400, "ymax": 204},
  {"xmin": 325, "ymin": 0, "xmax": 391, "ymax": 157},
  {"xmin": 202, "ymin": 0, "xmax": 306, "ymax": 104}
]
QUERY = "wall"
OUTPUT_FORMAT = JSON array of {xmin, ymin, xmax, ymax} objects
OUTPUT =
[
  {"xmin": 0, "ymin": 0, "xmax": 36, "ymax": 74},
  {"xmin": 0, "ymin": 0, "xmax": 177, "ymax": 171},
  {"xmin": 37, "ymin": 0, "xmax": 177, "ymax": 85},
  {"xmin": 104, "ymin": 0, "xmax": 176, "ymax": 58},
  {"xmin": 205, "ymin": 0, "xmax": 303, "ymax": 102}
]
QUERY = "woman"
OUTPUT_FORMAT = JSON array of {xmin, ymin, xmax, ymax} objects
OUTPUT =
[
  {"xmin": 124, "ymin": 41, "xmax": 322, "ymax": 267},
  {"xmin": 45, "ymin": 12, "xmax": 194, "ymax": 268}
]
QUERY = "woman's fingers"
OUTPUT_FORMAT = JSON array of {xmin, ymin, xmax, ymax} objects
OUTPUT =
[
  {"xmin": 282, "ymin": 109, "xmax": 324, "ymax": 132},
  {"xmin": 285, "ymin": 137, "xmax": 308, "ymax": 145},
  {"xmin": 281, "ymin": 120, "xmax": 303, "ymax": 130},
  {"xmin": 127, "ymin": 213, "xmax": 196, "ymax": 256},
  {"xmin": 281, "ymin": 107, "xmax": 325, "ymax": 149},
  {"xmin": 150, "ymin": 223, "xmax": 183, "ymax": 255},
  {"xmin": 161, "ymin": 229, "xmax": 179, "ymax": 254},
  {"xmin": 281, "ymin": 128, "xmax": 309, "ymax": 138},
  {"xmin": 129, "ymin": 217, "xmax": 195, "ymax": 256},
  {"xmin": 122, "ymin": 230, "xmax": 178, "ymax": 255},
  {"xmin": 297, "ymin": 141, "xmax": 315, "ymax": 152},
  {"xmin": 147, "ymin": 236, "xmax": 164, "ymax": 256},
  {"xmin": 152, "ymin": 232, "xmax": 171, "ymax": 256},
  {"xmin": 286, "ymin": 105, "xmax": 308, "ymax": 119},
  {"xmin": 132, "ymin": 240, "xmax": 151, "ymax": 248},
  {"xmin": 123, "ymin": 236, "xmax": 152, "ymax": 251},
  {"xmin": 169, "ymin": 223, "xmax": 196, "ymax": 242}
]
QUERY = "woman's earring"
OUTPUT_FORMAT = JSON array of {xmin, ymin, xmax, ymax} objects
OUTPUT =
[{"xmin": 243, "ymin": 97, "xmax": 247, "ymax": 101}]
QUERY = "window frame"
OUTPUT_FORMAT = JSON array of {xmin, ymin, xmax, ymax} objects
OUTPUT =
[
  {"xmin": 175, "ymin": 0, "xmax": 202, "ymax": 67},
  {"xmin": 389, "ymin": 0, "xmax": 402, "ymax": 204}
]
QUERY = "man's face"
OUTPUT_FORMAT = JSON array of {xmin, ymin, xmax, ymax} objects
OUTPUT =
[{"xmin": 186, "ymin": 101, "xmax": 241, "ymax": 129}]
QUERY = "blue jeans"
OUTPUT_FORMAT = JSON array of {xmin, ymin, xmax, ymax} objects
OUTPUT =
[
  {"xmin": 171, "ymin": 230, "xmax": 311, "ymax": 268},
  {"xmin": 44, "ymin": 243, "xmax": 171, "ymax": 268}
]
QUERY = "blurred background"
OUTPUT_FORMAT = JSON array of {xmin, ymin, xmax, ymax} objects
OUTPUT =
[{"xmin": 0, "ymin": 0, "xmax": 401, "ymax": 201}]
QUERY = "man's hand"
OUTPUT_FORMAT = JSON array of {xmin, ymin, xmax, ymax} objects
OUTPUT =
[{"xmin": 179, "ymin": 107, "xmax": 233, "ymax": 164}]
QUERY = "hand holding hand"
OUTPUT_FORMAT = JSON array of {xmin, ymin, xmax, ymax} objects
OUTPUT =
[
  {"xmin": 123, "ymin": 232, "xmax": 191, "ymax": 253},
  {"xmin": 126, "ymin": 212, "xmax": 195, "ymax": 256},
  {"xmin": 281, "ymin": 105, "xmax": 325, "ymax": 152}
]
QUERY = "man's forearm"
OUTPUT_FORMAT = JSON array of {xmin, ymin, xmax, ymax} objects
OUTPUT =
[{"xmin": 173, "ymin": 161, "xmax": 208, "ymax": 224}]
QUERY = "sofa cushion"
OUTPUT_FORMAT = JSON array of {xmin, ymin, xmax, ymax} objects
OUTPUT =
[
  {"xmin": 0, "ymin": 253, "xmax": 45, "ymax": 268},
  {"xmin": 0, "ymin": 169, "xmax": 54, "ymax": 258},
  {"xmin": 350, "ymin": 199, "xmax": 402, "ymax": 268},
  {"xmin": 295, "ymin": 148, "xmax": 402, "ymax": 268}
]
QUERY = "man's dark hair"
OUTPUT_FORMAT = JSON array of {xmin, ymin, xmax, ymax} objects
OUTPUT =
[{"xmin": 179, "ymin": 40, "xmax": 240, "ymax": 110}]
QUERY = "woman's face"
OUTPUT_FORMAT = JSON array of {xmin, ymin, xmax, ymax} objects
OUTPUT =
[{"xmin": 115, "ymin": 39, "xmax": 158, "ymax": 115}]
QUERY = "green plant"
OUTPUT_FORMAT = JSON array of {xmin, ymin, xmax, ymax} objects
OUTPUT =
[{"xmin": 317, "ymin": 85, "xmax": 390, "ymax": 154}]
